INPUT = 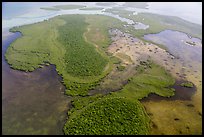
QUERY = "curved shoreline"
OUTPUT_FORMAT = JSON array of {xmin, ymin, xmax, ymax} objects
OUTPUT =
[
  {"xmin": 3, "ymin": 31, "xmax": 68, "ymax": 95},
  {"xmin": 4, "ymin": 15, "xmax": 114, "ymax": 96},
  {"xmin": 2, "ymin": 31, "xmax": 72, "ymax": 135}
]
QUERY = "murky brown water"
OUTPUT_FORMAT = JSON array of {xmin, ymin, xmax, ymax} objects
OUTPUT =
[{"xmin": 2, "ymin": 32, "xmax": 71, "ymax": 135}]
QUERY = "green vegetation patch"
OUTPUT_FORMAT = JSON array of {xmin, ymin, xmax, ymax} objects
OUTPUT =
[
  {"xmin": 63, "ymin": 60, "xmax": 176, "ymax": 135},
  {"xmin": 5, "ymin": 19, "xmax": 64, "ymax": 72},
  {"xmin": 110, "ymin": 56, "xmax": 121, "ymax": 64},
  {"xmin": 68, "ymin": 94, "xmax": 104, "ymax": 117},
  {"xmin": 64, "ymin": 96, "xmax": 150, "ymax": 135},
  {"xmin": 116, "ymin": 53, "xmax": 133, "ymax": 63},
  {"xmin": 117, "ymin": 65, "xmax": 126, "ymax": 71},
  {"xmin": 111, "ymin": 60, "xmax": 175, "ymax": 100},
  {"xmin": 57, "ymin": 15, "xmax": 108, "ymax": 77},
  {"xmin": 5, "ymin": 15, "xmax": 120, "ymax": 96},
  {"xmin": 64, "ymin": 81, "xmax": 99, "ymax": 96},
  {"xmin": 180, "ymin": 82, "xmax": 194, "ymax": 88}
]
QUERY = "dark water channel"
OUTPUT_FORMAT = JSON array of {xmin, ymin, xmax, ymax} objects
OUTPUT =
[{"xmin": 2, "ymin": 32, "xmax": 71, "ymax": 135}]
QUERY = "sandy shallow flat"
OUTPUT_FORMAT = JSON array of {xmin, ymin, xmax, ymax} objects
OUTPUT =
[{"xmin": 107, "ymin": 28, "xmax": 202, "ymax": 135}]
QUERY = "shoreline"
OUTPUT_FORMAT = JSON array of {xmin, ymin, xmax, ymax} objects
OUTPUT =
[
  {"xmin": 2, "ymin": 31, "xmax": 67, "ymax": 93},
  {"xmin": 2, "ymin": 31, "xmax": 72, "ymax": 135},
  {"xmin": 3, "ymin": 31, "xmax": 69, "ymax": 96},
  {"xmin": 4, "ymin": 16, "xmax": 113, "ymax": 97},
  {"xmin": 2, "ymin": 13, "xmax": 202, "ymax": 135},
  {"xmin": 140, "ymin": 79, "xmax": 196, "ymax": 102}
]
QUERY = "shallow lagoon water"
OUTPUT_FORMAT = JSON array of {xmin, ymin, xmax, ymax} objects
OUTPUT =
[
  {"xmin": 143, "ymin": 30, "xmax": 202, "ymax": 64},
  {"xmin": 2, "ymin": 32, "xmax": 71, "ymax": 135}
]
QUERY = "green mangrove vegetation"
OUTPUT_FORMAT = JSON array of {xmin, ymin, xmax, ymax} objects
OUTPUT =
[
  {"xmin": 57, "ymin": 15, "xmax": 108, "ymax": 77},
  {"xmin": 180, "ymin": 82, "xmax": 194, "ymax": 88},
  {"xmin": 5, "ymin": 14, "xmax": 127, "ymax": 96},
  {"xmin": 85, "ymin": 15, "xmax": 126, "ymax": 49},
  {"xmin": 111, "ymin": 60, "xmax": 175, "ymax": 99},
  {"xmin": 63, "ymin": 59, "xmax": 176, "ymax": 135},
  {"xmin": 117, "ymin": 65, "xmax": 126, "ymax": 71},
  {"xmin": 64, "ymin": 95, "xmax": 150, "ymax": 135},
  {"xmin": 110, "ymin": 56, "xmax": 122, "ymax": 64}
]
